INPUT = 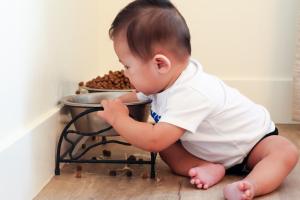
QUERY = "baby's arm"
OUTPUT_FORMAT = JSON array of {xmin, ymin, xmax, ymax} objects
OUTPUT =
[
  {"xmin": 97, "ymin": 99, "xmax": 184, "ymax": 152},
  {"xmin": 117, "ymin": 91, "xmax": 139, "ymax": 103}
]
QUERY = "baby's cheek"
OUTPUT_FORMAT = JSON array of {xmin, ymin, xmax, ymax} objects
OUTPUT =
[{"xmin": 124, "ymin": 70, "xmax": 130, "ymax": 78}]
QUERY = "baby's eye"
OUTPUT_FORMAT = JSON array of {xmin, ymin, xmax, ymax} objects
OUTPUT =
[{"xmin": 124, "ymin": 65, "xmax": 130, "ymax": 70}]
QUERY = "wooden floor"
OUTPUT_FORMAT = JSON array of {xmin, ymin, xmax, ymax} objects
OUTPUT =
[{"xmin": 35, "ymin": 124, "xmax": 300, "ymax": 200}]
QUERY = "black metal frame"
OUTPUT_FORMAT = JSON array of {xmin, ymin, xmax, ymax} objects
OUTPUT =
[{"xmin": 55, "ymin": 107, "xmax": 157, "ymax": 178}]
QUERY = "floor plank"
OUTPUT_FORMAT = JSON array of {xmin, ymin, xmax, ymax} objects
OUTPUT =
[{"xmin": 35, "ymin": 124, "xmax": 300, "ymax": 200}]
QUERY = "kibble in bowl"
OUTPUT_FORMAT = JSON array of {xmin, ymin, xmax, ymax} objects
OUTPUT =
[{"xmin": 82, "ymin": 70, "xmax": 135, "ymax": 92}]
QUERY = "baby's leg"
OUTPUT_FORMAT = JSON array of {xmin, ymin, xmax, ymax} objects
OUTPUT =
[
  {"xmin": 159, "ymin": 141, "xmax": 225, "ymax": 189},
  {"xmin": 223, "ymin": 135, "xmax": 299, "ymax": 200}
]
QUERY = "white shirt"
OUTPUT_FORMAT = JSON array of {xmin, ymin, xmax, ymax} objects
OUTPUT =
[{"xmin": 137, "ymin": 59, "xmax": 275, "ymax": 168}]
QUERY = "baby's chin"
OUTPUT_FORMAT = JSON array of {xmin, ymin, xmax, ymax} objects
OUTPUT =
[
  {"xmin": 140, "ymin": 91, "xmax": 157, "ymax": 96},
  {"xmin": 140, "ymin": 88, "xmax": 166, "ymax": 95}
]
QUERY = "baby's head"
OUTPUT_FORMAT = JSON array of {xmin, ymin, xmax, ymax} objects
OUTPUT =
[{"xmin": 109, "ymin": 0, "xmax": 191, "ymax": 95}]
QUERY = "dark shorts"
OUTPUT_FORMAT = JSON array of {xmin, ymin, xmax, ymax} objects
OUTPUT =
[{"xmin": 225, "ymin": 127, "xmax": 279, "ymax": 176}]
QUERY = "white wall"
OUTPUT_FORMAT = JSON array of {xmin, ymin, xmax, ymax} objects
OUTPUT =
[
  {"xmin": 0, "ymin": 0, "xmax": 106, "ymax": 144},
  {"xmin": 0, "ymin": 0, "xmax": 106, "ymax": 199},
  {"xmin": 0, "ymin": 0, "xmax": 298, "ymax": 199}
]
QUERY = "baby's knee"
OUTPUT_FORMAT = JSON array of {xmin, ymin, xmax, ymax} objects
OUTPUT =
[
  {"xmin": 289, "ymin": 143, "xmax": 299, "ymax": 162},
  {"xmin": 280, "ymin": 142, "xmax": 299, "ymax": 167}
]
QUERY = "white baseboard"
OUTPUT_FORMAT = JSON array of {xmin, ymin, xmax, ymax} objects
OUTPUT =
[
  {"xmin": 0, "ymin": 107, "xmax": 65, "ymax": 200},
  {"xmin": 224, "ymin": 78, "xmax": 296, "ymax": 124}
]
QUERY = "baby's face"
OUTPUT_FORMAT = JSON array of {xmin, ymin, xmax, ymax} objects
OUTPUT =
[{"xmin": 113, "ymin": 34, "xmax": 164, "ymax": 95}]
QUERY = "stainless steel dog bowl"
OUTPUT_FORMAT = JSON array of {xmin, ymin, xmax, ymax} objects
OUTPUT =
[{"xmin": 61, "ymin": 92, "xmax": 151, "ymax": 136}]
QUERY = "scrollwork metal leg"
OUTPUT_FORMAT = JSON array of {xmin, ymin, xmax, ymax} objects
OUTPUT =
[
  {"xmin": 150, "ymin": 152, "xmax": 157, "ymax": 178},
  {"xmin": 55, "ymin": 107, "xmax": 101, "ymax": 176}
]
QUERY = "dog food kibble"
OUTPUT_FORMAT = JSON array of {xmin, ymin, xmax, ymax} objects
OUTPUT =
[
  {"xmin": 85, "ymin": 70, "xmax": 134, "ymax": 90},
  {"xmin": 125, "ymin": 170, "xmax": 133, "ymax": 177},
  {"xmin": 141, "ymin": 172, "xmax": 148, "ymax": 179},
  {"xmin": 109, "ymin": 170, "xmax": 117, "ymax": 176},
  {"xmin": 78, "ymin": 81, "xmax": 84, "ymax": 87},
  {"xmin": 102, "ymin": 149, "xmax": 111, "ymax": 157},
  {"xmin": 76, "ymin": 165, "xmax": 82, "ymax": 171},
  {"xmin": 75, "ymin": 165, "xmax": 82, "ymax": 178},
  {"xmin": 127, "ymin": 155, "xmax": 137, "ymax": 162},
  {"xmin": 75, "ymin": 172, "xmax": 81, "ymax": 178}
]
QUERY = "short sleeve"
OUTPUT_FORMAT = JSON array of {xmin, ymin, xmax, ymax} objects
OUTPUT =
[
  {"xmin": 159, "ymin": 86, "xmax": 216, "ymax": 133},
  {"xmin": 136, "ymin": 92, "xmax": 152, "ymax": 101}
]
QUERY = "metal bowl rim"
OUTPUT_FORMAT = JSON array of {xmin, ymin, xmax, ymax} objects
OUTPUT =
[
  {"xmin": 82, "ymin": 86, "xmax": 134, "ymax": 92},
  {"xmin": 60, "ymin": 92, "xmax": 151, "ymax": 108}
]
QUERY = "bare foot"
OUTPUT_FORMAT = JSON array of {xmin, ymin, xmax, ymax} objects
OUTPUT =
[
  {"xmin": 188, "ymin": 163, "xmax": 225, "ymax": 189},
  {"xmin": 223, "ymin": 180, "xmax": 255, "ymax": 200}
]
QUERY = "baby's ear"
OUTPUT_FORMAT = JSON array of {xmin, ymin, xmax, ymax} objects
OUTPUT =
[{"xmin": 153, "ymin": 54, "xmax": 171, "ymax": 74}]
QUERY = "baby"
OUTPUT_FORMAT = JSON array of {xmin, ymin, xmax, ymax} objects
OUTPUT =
[{"xmin": 97, "ymin": 0, "xmax": 299, "ymax": 199}]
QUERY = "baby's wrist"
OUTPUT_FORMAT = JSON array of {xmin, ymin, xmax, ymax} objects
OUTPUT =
[{"xmin": 112, "ymin": 113, "xmax": 129, "ymax": 128}]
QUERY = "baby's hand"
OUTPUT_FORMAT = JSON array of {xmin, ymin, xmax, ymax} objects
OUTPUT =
[{"xmin": 97, "ymin": 98, "xmax": 129, "ymax": 125}]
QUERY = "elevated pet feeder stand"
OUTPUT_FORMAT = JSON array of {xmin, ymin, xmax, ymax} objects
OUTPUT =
[{"xmin": 55, "ymin": 92, "xmax": 157, "ymax": 178}]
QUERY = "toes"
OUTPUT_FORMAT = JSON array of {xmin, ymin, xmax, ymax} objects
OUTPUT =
[
  {"xmin": 241, "ymin": 193, "xmax": 251, "ymax": 200},
  {"xmin": 195, "ymin": 181, "xmax": 210, "ymax": 190},
  {"xmin": 195, "ymin": 179, "xmax": 201, "ymax": 185},
  {"xmin": 190, "ymin": 177, "xmax": 201, "ymax": 185},
  {"xmin": 239, "ymin": 182, "xmax": 246, "ymax": 190},
  {"xmin": 188, "ymin": 168, "xmax": 197, "ymax": 177},
  {"xmin": 196, "ymin": 183, "xmax": 203, "ymax": 189},
  {"xmin": 241, "ymin": 187, "xmax": 252, "ymax": 200},
  {"xmin": 190, "ymin": 178, "xmax": 195, "ymax": 185},
  {"xmin": 239, "ymin": 181, "xmax": 251, "ymax": 191},
  {"xmin": 190, "ymin": 178, "xmax": 209, "ymax": 190},
  {"xmin": 224, "ymin": 181, "xmax": 253, "ymax": 200},
  {"xmin": 245, "ymin": 189, "xmax": 251, "ymax": 197},
  {"xmin": 243, "ymin": 189, "xmax": 252, "ymax": 200},
  {"xmin": 190, "ymin": 178, "xmax": 199, "ymax": 185}
]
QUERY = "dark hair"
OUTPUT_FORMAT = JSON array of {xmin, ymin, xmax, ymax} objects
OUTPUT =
[{"xmin": 109, "ymin": 0, "xmax": 191, "ymax": 61}]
